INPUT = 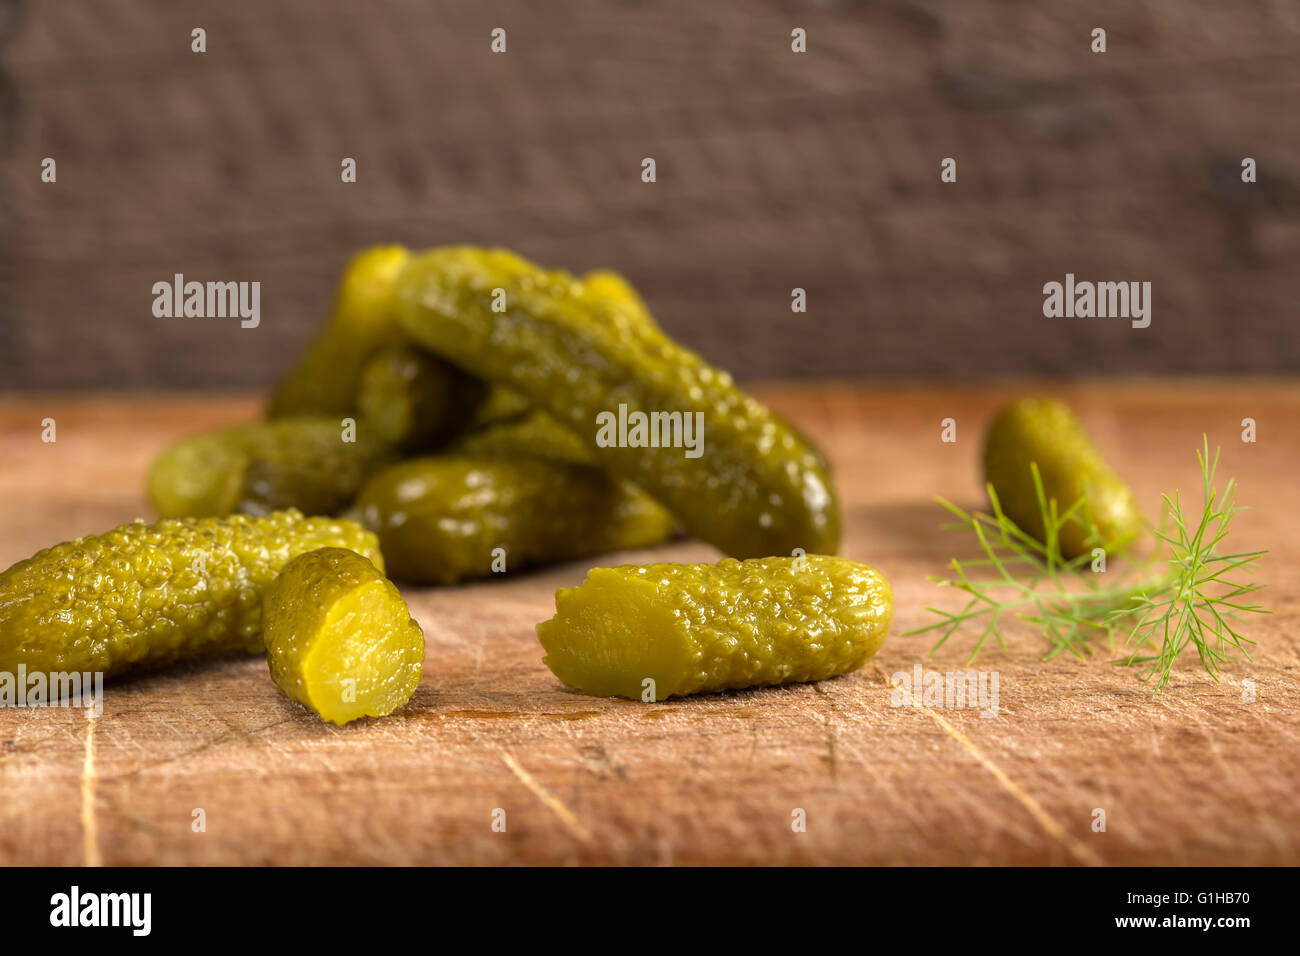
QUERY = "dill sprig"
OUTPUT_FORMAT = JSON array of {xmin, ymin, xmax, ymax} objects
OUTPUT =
[
  {"xmin": 906, "ymin": 437, "xmax": 1268, "ymax": 691},
  {"xmin": 1114, "ymin": 440, "xmax": 1269, "ymax": 690}
]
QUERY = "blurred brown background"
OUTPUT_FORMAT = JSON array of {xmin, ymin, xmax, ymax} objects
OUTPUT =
[{"xmin": 0, "ymin": 0, "xmax": 1297, "ymax": 390}]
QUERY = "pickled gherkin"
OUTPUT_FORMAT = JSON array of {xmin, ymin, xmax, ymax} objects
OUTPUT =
[
  {"xmin": 467, "ymin": 386, "xmax": 532, "ymax": 428},
  {"xmin": 581, "ymin": 267, "xmax": 826, "ymax": 471},
  {"xmin": 354, "ymin": 456, "xmax": 674, "ymax": 585},
  {"xmin": 394, "ymin": 247, "xmax": 840, "ymax": 559},
  {"xmin": 268, "ymin": 245, "xmax": 414, "ymax": 418},
  {"xmin": 263, "ymin": 548, "xmax": 424, "ymax": 725},
  {"xmin": 147, "ymin": 417, "xmax": 390, "ymax": 518},
  {"xmin": 583, "ymin": 267, "xmax": 827, "ymax": 472},
  {"xmin": 983, "ymin": 397, "xmax": 1143, "ymax": 558},
  {"xmin": 355, "ymin": 344, "xmax": 487, "ymax": 450},
  {"xmin": 537, "ymin": 555, "xmax": 892, "ymax": 700},
  {"xmin": 0, "ymin": 511, "xmax": 383, "ymax": 678},
  {"xmin": 450, "ymin": 409, "xmax": 593, "ymax": 466},
  {"xmin": 270, "ymin": 245, "xmax": 519, "ymax": 430},
  {"xmin": 580, "ymin": 268, "xmax": 663, "ymax": 335},
  {"xmin": 404, "ymin": 267, "xmax": 662, "ymax": 433}
]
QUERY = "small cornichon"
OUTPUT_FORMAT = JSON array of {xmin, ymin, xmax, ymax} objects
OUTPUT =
[
  {"xmin": 579, "ymin": 268, "xmax": 664, "ymax": 335},
  {"xmin": 354, "ymin": 456, "xmax": 674, "ymax": 585},
  {"xmin": 449, "ymin": 409, "xmax": 593, "ymax": 466},
  {"xmin": 537, "ymin": 555, "xmax": 893, "ymax": 700},
  {"xmin": 263, "ymin": 548, "xmax": 425, "ymax": 725},
  {"xmin": 582, "ymin": 267, "xmax": 829, "ymax": 473},
  {"xmin": 0, "ymin": 511, "xmax": 383, "ymax": 678},
  {"xmin": 393, "ymin": 247, "xmax": 840, "ymax": 559},
  {"xmin": 467, "ymin": 386, "xmax": 531, "ymax": 428},
  {"xmin": 983, "ymin": 397, "xmax": 1144, "ymax": 558},
  {"xmin": 582, "ymin": 267, "xmax": 828, "ymax": 472},
  {"xmin": 147, "ymin": 417, "xmax": 391, "ymax": 518},
  {"xmin": 363, "ymin": 266, "xmax": 660, "ymax": 435},
  {"xmin": 355, "ymin": 344, "xmax": 487, "ymax": 450},
  {"xmin": 268, "ymin": 245, "xmax": 414, "ymax": 419}
]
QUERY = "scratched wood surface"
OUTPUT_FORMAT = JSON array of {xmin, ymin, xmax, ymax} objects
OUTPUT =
[{"xmin": 0, "ymin": 381, "xmax": 1296, "ymax": 865}]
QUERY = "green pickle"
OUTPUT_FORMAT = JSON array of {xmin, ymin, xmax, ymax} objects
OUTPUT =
[
  {"xmin": 468, "ymin": 386, "xmax": 532, "ymax": 428},
  {"xmin": 411, "ymin": 267, "xmax": 661, "ymax": 433},
  {"xmin": 270, "ymin": 245, "xmax": 519, "ymax": 431},
  {"xmin": 582, "ymin": 268, "xmax": 826, "ymax": 471},
  {"xmin": 983, "ymin": 397, "xmax": 1144, "ymax": 558},
  {"xmin": 580, "ymin": 268, "xmax": 663, "ymax": 334},
  {"xmin": 147, "ymin": 417, "xmax": 390, "ymax": 518},
  {"xmin": 267, "ymin": 245, "xmax": 413, "ymax": 418},
  {"xmin": 449, "ymin": 268, "xmax": 659, "ymax": 432},
  {"xmin": 262, "ymin": 548, "xmax": 425, "ymax": 725},
  {"xmin": 581, "ymin": 267, "xmax": 826, "ymax": 471},
  {"xmin": 394, "ymin": 247, "xmax": 840, "ymax": 559},
  {"xmin": 450, "ymin": 409, "xmax": 593, "ymax": 466},
  {"xmin": 0, "ymin": 511, "xmax": 382, "ymax": 678},
  {"xmin": 354, "ymin": 456, "xmax": 674, "ymax": 585},
  {"xmin": 355, "ymin": 344, "xmax": 487, "ymax": 450},
  {"xmin": 537, "ymin": 555, "xmax": 893, "ymax": 699}
]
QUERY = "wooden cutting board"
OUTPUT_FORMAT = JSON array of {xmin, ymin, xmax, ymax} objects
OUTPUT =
[{"xmin": 1, "ymin": 381, "xmax": 1296, "ymax": 865}]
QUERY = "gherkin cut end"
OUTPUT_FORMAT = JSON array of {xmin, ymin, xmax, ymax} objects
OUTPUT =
[
  {"xmin": 538, "ymin": 569, "xmax": 693, "ymax": 701},
  {"xmin": 300, "ymin": 579, "xmax": 425, "ymax": 725}
]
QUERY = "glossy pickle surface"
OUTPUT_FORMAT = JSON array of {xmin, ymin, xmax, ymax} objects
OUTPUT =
[
  {"xmin": 393, "ymin": 247, "xmax": 840, "ymax": 559},
  {"xmin": 538, "ymin": 555, "xmax": 892, "ymax": 699},
  {"xmin": 355, "ymin": 456, "xmax": 674, "ymax": 585},
  {"xmin": 983, "ymin": 397, "xmax": 1143, "ymax": 558},
  {"xmin": 147, "ymin": 417, "xmax": 391, "ymax": 518}
]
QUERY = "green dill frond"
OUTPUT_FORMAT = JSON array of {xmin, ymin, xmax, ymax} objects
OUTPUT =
[
  {"xmin": 907, "ymin": 437, "xmax": 1268, "ymax": 692},
  {"xmin": 1112, "ymin": 436, "xmax": 1269, "ymax": 691}
]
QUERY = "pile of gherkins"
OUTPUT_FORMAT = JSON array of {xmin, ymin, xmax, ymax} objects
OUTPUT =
[
  {"xmin": 149, "ymin": 246, "xmax": 842, "ymax": 578},
  {"xmin": 3, "ymin": 246, "xmax": 901, "ymax": 723},
  {"xmin": 2, "ymin": 245, "xmax": 1155, "ymax": 722}
]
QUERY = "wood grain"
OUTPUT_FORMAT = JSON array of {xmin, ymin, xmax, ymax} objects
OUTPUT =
[{"xmin": 0, "ymin": 381, "xmax": 1296, "ymax": 865}]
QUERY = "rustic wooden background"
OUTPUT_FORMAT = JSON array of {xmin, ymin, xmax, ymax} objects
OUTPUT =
[
  {"xmin": 1, "ymin": 382, "xmax": 1296, "ymax": 865},
  {"xmin": 1, "ymin": 0, "xmax": 1298, "ymax": 390}
]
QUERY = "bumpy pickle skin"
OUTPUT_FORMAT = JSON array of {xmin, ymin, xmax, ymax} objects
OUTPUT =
[
  {"xmin": 267, "ymin": 245, "xmax": 412, "ymax": 418},
  {"xmin": 582, "ymin": 268, "xmax": 827, "ymax": 471},
  {"xmin": 393, "ymin": 247, "xmax": 839, "ymax": 560},
  {"xmin": 351, "ymin": 264, "xmax": 661, "ymax": 438},
  {"xmin": 355, "ymin": 344, "xmax": 488, "ymax": 450},
  {"xmin": 262, "ymin": 548, "xmax": 425, "ymax": 725},
  {"xmin": 0, "ymin": 511, "xmax": 383, "ymax": 678},
  {"xmin": 983, "ymin": 397, "xmax": 1144, "ymax": 559},
  {"xmin": 537, "ymin": 555, "xmax": 892, "ymax": 700},
  {"xmin": 354, "ymin": 456, "xmax": 674, "ymax": 585},
  {"xmin": 438, "ymin": 269, "xmax": 657, "ymax": 433},
  {"xmin": 582, "ymin": 267, "xmax": 829, "ymax": 473},
  {"xmin": 147, "ymin": 417, "xmax": 391, "ymax": 518}
]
